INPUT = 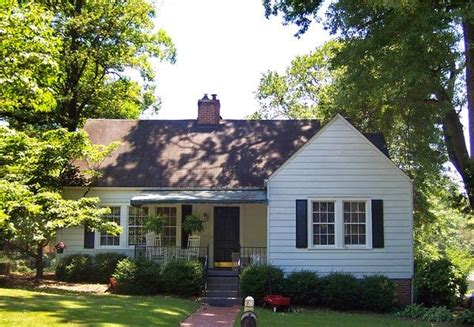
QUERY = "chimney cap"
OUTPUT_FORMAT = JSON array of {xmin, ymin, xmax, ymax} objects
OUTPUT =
[
  {"xmin": 202, "ymin": 94, "xmax": 209, "ymax": 100},
  {"xmin": 211, "ymin": 94, "xmax": 217, "ymax": 100}
]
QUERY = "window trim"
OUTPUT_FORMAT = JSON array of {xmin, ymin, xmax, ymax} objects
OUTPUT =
[{"xmin": 307, "ymin": 198, "xmax": 372, "ymax": 250}]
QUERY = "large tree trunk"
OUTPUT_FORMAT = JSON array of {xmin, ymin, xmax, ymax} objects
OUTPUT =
[
  {"xmin": 464, "ymin": 18, "xmax": 474, "ymax": 159},
  {"xmin": 35, "ymin": 244, "xmax": 44, "ymax": 280},
  {"xmin": 443, "ymin": 107, "xmax": 474, "ymax": 209}
]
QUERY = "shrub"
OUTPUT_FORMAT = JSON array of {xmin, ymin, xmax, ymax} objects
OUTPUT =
[
  {"xmin": 398, "ymin": 304, "xmax": 454, "ymax": 323},
  {"xmin": 320, "ymin": 272, "xmax": 360, "ymax": 310},
  {"xmin": 91, "ymin": 253, "xmax": 127, "ymax": 283},
  {"xmin": 55, "ymin": 254, "xmax": 93, "ymax": 282},
  {"xmin": 284, "ymin": 270, "xmax": 320, "ymax": 306},
  {"xmin": 415, "ymin": 258, "xmax": 468, "ymax": 307},
  {"xmin": 240, "ymin": 264, "xmax": 285, "ymax": 304},
  {"xmin": 113, "ymin": 258, "xmax": 161, "ymax": 295},
  {"xmin": 421, "ymin": 306, "xmax": 453, "ymax": 322},
  {"xmin": 161, "ymin": 260, "xmax": 204, "ymax": 296},
  {"xmin": 360, "ymin": 275, "xmax": 396, "ymax": 312},
  {"xmin": 397, "ymin": 304, "xmax": 426, "ymax": 319},
  {"xmin": 456, "ymin": 309, "xmax": 474, "ymax": 325}
]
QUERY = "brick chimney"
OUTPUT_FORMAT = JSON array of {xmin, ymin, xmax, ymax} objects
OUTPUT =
[{"xmin": 197, "ymin": 94, "xmax": 220, "ymax": 125}]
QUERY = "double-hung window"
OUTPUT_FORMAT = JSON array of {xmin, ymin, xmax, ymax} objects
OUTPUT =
[
  {"xmin": 100, "ymin": 206, "xmax": 121, "ymax": 246},
  {"xmin": 309, "ymin": 199, "xmax": 370, "ymax": 249},
  {"xmin": 312, "ymin": 201, "xmax": 335, "ymax": 246},
  {"xmin": 343, "ymin": 201, "xmax": 366, "ymax": 246},
  {"xmin": 156, "ymin": 206, "xmax": 177, "ymax": 246},
  {"xmin": 128, "ymin": 206, "xmax": 148, "ymax": 246}
]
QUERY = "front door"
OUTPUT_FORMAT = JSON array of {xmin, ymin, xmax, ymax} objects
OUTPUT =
[{"xmin": 214, "ymin": 207, "xmax": 240, "ymax": 267}]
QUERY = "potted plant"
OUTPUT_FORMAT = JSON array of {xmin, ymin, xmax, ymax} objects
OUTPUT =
[
  {"xmin": 182, "ymin": 214, "xmax": 205, "ymax": 235},
  {"xmin": 54, "ymin": 241, "xmax": 66, "ymax": 254},
  {"xmin": 144, "ymin": 214, "xmax": 165, "ymax": 235}
]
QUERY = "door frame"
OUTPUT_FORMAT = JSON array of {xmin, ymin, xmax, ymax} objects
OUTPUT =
[{"xmin": 212, "ymin": 205, "xmax": 242, "ymax": 268}]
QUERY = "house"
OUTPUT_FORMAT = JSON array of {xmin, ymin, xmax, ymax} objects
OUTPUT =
[{"xmin": 59, "ymin": 94, "xmax": 413, "ymax": 305}]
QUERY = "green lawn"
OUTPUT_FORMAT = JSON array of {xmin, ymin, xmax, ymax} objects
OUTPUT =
[
  {"xmin": 236, "ymin": 307, "xmax": 453, "ymax": 327},
  {"xmin": 0, "ymin": 287, "xmax": 198, "ymax": 326}
]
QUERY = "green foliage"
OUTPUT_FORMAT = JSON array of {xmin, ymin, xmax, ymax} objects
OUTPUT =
[
  {"xmin": 360, "ymin": 275, "xmax": 396, "ymax": 312},
  {"xmin": 55, "ymin": 254, "xmax": 93, "ymax": 282},
  {"xmin": 283, "ymin": 270, "xmax": 320, "ymax": 306},
  {"xmin": 144, "ymin": 214, "xmax": 165, "ymax": 235},
  {"xmin": 240, "ymin": 264, "xmax": 285, "ymax": 304},
  {"xmin": 456, "ymin": 309, "xmax": 474, "ymax": 325},
  {"xmin": 113, "ymin": 258, "xmax": 161, "ymax": 295},
  {"xmin": 0, "ymin": 1, "xmax": 60, "ymax": 115},
  {"xmin": 397, "ymin": 304, "xmax": 426, "ymax": 319},
  {"xmin": 415, "ymin": 258, "xmax": 468, "ymax": 307},
  {"xmin": 2, "ymin": 0, "xmax": 176, "ymax": 130},
  {"xmin": 181, "ymin": 214, "xmax": 205, "ymax": 234},
  {"xmin": 253, "ymin": 41, "xmax": 340, "ymax": 120},
  {"xmin": 320, "ymin": 272, "xmax": 360, "ymax": 310},
  {"xmin": 0, "ymin": 127, "xmax": 120, "ymax": 278},
  {"xmin": 91, "ymin": 253, "xmax": 127, "ymax": 283},
  {"xmin": 161, "ymin": 260, "xmax": 204, "ymax": 296},
  {"xmin": 398, "ymin": 304, "xmax": 454, "ymax": 322}
]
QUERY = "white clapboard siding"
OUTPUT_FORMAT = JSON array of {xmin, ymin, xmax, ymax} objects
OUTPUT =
[{"xmin": 267, "ymin": 115, "xmax": 413, "ymax": 279}]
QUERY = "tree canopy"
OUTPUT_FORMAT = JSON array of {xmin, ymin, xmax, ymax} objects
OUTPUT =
[
  {"xmin": 1, "ymin": 0, "xmax": 176, "ymax": 130},
  {"xmin": 0, "ymin": 127, "xmax": 121, "ymax": 278},
  {"xmin": 262, "ymin": 0, "xmax": 474, "ymax": 212}
]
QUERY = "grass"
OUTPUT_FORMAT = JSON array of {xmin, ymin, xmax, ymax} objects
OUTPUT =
[
  {"xmin": 0, "ymin": 287, "xmax": 198, "ymax": 326},
  {"xmin": 235, "ymin": 307, "xmax": 455, "ymax": 327}
]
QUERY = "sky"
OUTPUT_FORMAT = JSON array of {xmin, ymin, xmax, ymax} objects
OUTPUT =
[{"xmin": 151, "ymin": 0, "xmax": 330, "ymax": 120}]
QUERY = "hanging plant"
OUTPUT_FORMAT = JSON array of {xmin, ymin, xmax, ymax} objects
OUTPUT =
[
  {"xmin": 182, "ymin": 214, "xmax": 205, "ymax": 234},
  {"xmin": 144, "ymin": 214, "xmax": 165, "ymax": 234}
]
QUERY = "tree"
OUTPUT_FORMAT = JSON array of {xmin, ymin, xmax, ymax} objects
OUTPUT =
[
  {"xmin": 0, "ymin": 127, "xmax": 121, "ymax": 278},
  {"xmin": 1, "ymin": 0, "xmax": 176, "ymax": 131},
  {"xmin": 263, "ymin": 0, "xmax": 474, "ymax": 211},
  {"xmin": 0, "ymin": 2, "xmax": 60, "ymax": 116}
]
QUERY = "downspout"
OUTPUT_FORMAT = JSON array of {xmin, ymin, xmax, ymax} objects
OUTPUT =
[{"xmin": 265, "ymin": 179, "xmax": 270, "ymax": 265}]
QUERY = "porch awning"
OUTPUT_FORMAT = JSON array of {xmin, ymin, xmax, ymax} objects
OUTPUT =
[{"xmin": 130, "ymin": 190, "xmax": 268, "ymax": 205}]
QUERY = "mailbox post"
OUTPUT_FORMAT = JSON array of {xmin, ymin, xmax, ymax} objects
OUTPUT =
[{"xmin": 241, "ymin": 296, "xmax": 257, "ymax": 327}]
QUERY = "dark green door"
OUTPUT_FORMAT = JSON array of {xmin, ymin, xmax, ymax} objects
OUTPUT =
[{"xmin": 214, "ymin": 207, "xmax": 240, "ymax": 265}]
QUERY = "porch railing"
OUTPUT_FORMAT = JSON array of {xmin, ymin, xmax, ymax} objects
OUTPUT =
[
  {"xmin": 134, "ymin": 245, "xmax": 208, "ymax": 264},
  {"xmin": 237, "ymin": 247, "xmax": 267, "ymax": 268}
]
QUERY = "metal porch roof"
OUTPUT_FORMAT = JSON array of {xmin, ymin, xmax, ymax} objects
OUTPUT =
[{"xmin": 130, "ymin": 190, "xmax": 268, "ymax": 205}]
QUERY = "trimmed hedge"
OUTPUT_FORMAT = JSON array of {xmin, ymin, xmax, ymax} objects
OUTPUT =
[
  {"xmin": 240, "ymin": 264, "xmax": 285, "ymax": 304},
  {"xmin": 113, "ymin": 258, "xmax": 161, "ymax": 295},
  {"xmin": 360, "ymin": 275, "xmax": 396, "ymax": 312},
  {"xmin": 92, "ymin": 253, "xmax": 127, "ymax": 283},
  {"xmin": 284, "ymin": 270, "xmax": 320, "ymax": 306},
  {"xmin": 55, "ymin": 253, "xmax": 127, "ymax": 283},
  {"xmin": 161, "ymin": 260, "xmax": 204, "ymax": 296},
  {"xmin": 320, "ymin": 272, "xmax": 360, "ymax": 310},
  {"xmin": 55, "ymin": 254, "xmax": 94, "ymax": 282}
]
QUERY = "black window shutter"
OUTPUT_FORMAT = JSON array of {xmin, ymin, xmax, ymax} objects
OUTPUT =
[
  {"xmin": 372, "ymin": 199, "xmax": 384, "ymax": 248},
  {"xmin": 84, "ymin": 223, "xmax": 95, "ymax": 249},
  {"xmin": 181, "ymin": 205, "xmax": 193, "ymax": 248},
  {"xmin": 296, "ymin": 199, "xmax": 308, "ymax": 248}
]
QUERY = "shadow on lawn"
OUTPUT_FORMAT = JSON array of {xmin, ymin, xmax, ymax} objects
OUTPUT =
[{"xmin": 0, "ymin": 288, "xmax": 196, "ymax": 326}]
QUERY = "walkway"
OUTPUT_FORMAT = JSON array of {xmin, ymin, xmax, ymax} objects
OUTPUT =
[{"xmin": 181, "ymin": 304, "xmax": 240, "ymax": 327}]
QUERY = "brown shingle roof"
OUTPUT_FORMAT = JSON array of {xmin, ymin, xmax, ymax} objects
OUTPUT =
[
  {"xmin": 82, "ymin": 119, "xmax": 321, "ymax": 188},
  {"xmin": 81, "ymin": 119, "xmax": 389, "ymax": 188}
]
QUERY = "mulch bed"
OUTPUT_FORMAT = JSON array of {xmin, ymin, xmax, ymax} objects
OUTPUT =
[{"xmin": 0, "ymin": 273, "xmax": 109, "ymax": 294}]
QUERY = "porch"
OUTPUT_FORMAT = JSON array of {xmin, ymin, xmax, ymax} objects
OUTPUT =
[{"xmin": 129, "ymin": 190, "xmax": 268, "ymax": 269}]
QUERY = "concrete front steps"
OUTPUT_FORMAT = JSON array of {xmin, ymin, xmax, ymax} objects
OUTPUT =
[{"xmin": 203, "ymin": 269, "xmax": 241, "ymax": 307}]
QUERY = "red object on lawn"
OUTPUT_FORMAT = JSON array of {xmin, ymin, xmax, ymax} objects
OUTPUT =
[
  {"xmin": 109, "ymin": 277, "xmax": 117, "ymax": 289},
  {"xmin": 263, "ymin": 295, "xmax": 291, "ymax": 312}
]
